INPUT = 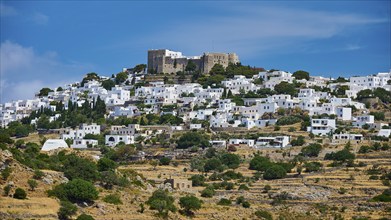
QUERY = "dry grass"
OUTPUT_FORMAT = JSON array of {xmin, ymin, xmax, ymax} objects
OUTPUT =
[{"xmin": 0, "ymin": 197, "xmax": 59, "ymax": 219}]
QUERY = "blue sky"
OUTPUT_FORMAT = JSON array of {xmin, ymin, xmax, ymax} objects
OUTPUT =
[{"xmin": 1, "ymin": 1, "xmax": 390, "ymax": 102}]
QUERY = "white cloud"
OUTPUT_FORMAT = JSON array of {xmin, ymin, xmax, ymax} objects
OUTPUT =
[
  {"xmin": 145, "ymin": 5, "xmax": 386, "ymax": 57},
  {"xmin": 0, "ymin": 3, "xmax": 17, "ymax": 17},
  {"xmin": 345, "ymin": 44, "xmax": 362, "ymax": 51},
  {"xmin": 0, "ymin": 41, "xmax": 93, "ymax": 103},
  {"xmin": 32, "ymin": 12, "xmax": 49, "ymax": 25}
]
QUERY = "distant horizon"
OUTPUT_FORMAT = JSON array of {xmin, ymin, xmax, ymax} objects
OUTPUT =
[{"xmin": 1, "ymin": 1, "xmax": 390, "ymax": 102}]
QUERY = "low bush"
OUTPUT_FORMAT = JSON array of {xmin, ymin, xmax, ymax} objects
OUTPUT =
[
  {"xmin": 103, "ymin": 194, "xmax": 122, "ymax": 205},
  {"xmin": 200, "ymin": 186, "xmax": 215, "ymax": 198},
  {"xmin": 58, "ymin": 200, "xmax": 77, "ymax": 220},
  {"xmin": 255, "ymin": 210, "xmax": 273, "ymax": 220},
  {"xmin": 238, "ymin": 184, "xmax": 249, "ymax": 191},
  {"xmin": 217, "ymin": 198, "xmax": 231, "ymax": 206},
  {"xmin": 76, "ymin": 214, "xmax": 95, "ymax": 220},
  {"xmin": 13, "ymin": 188, "xmax": 27, "ymax": 199}
]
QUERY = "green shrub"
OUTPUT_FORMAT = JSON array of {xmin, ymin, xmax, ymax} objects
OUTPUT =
[
  {"xmin": 97, "ymin": 158, "xmax": 117, "ymax": 172},
  {"xmin": 238, "ymin": 184, "xmax": 249, "ymax": 191},
  {"xmin": 236, "ymin": 196, "xmax": 245, "ymax": 204},
  {"xmin": 371, "ymin": 189, "xmax": 391, "ymax": 202},
  {"xmin": 179, "ymin": 195, "xmax": 202, "ymax": 216},
  {"xmin": 249, "ymin": 156, "xmax": 272, "ymax": 172},
  {"xmin": 217, "ymin": 198, "xmax": 231, "ymax": 206},
  {"xmin": 176, "ymin": 131, "xmax": 210, "ymax": 149},
  {"xmin": 3, "ymin": 184, "xmax": 11, "ymax": 196},
  {"xmin": 220, "ymin": 153, "xmax": 240, "ymax": 169},
  {"xmin": 28, "ymin": 179, "xmax": 38, "ymax": 191},
  {"xmin": 242, "ymin": 201, "xmax": 251, "ymax": 208},
  {"xmin": 358, "ymin": 145, "xmax": 372, "ymax": 153},
  {"xmin": 221, "ymin": 170, "xmax": 244, "ymax": 180},
  {"xmin": 290, "ymin": 135, "xmax": 305, "ymax": 146},
  {"xmin": 13, "ymin": 188, "xmax": 27, "ymax": 199},
  {"xmin": 49, "ymin": 179, "xmax": 98, "ymax": 203},
  {"xmin": 62, "ymin": 154, "xmax": 99, "ymax": 182},
  {"xmin": 288, "ymin": 127, "xmax": 296, "ymax": 132},
  {"xmin": 58, "ymin": 200, "xmax": 77, "ymax": 220},
  {"xmin": 224, "ymin": 182, "xmax": 234, "ymax": 190},
  {"xmin": 190, "ymin": 174, "xmax": 205, "ymax": 186},
  {"xmin": 263, "ymin": 165, "xmax": 287, "ymax": 180},
  {"xmin": 303, "ymin": 162, "xmax": 322, "ymax": 172},
  {"xmin": 76, "ymin": 214, "xmax": 95, "ymax": 220},
  {"xmin": 159, "ymin": 157, "xmax": 171, "ymax": 165},
  {"xmin": 338, "ymin": 187, "xmax": 347, "ymax": 194},
  {"xmin": 146, "ymin": 189, "xmax": 177, "ymax": 217},
  {"xmin": 200, "ymin": 186, "xmax": 215, "ymax": 198},
  {"xmin": 103, "ymin": 194, "xmax": 122, "ymax": 205},
  {"xmin": 255, "ymin": 210, "xmax": 273, "ymax": 220},
  {"xmin": 300, "ymin": 143, "xmax": 322, "ymax": 157},
  {"xmin": 1, "ymin": 167, "xmax": 11, "ymax": 180},
  {"xmin": 33, "ymin": 169, "xmax": 45, "ymax": 179},
  {"xmin": 276, "ymin": 116, "xmax": 302, "ymax": 126},
  {"xmin": 204, "ymin": 158, "xmax": 223, "ymax": 172},
  {"xmin": 264, "ymin": 185, "xmax": 272, "ymax": 192},
  {"xmin": 324, "ymin": 149, "xmax": 355, "ymax": 162}
]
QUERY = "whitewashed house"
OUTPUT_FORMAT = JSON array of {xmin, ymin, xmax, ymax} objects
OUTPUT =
[
  {"xmin": 332, "ymin": 133, "xmax": 363, "ymax": 144},
  {"xmin": 255, "ymin": 136, "xmax": 290, "ymax": 148},
  {"xmin": 61, "ymin": 123, "xmax": 100, "ymax": 140},
  {"xmin": 228, "ymin": 139, "xmax": 255, "ymax": 147},
  {"xmin": 352, "ymin": 115, "xmax": 375, "ymax": 128},
  {"xmin": 110, "ymin": 105, "xmax": 139, "ymax": 118},
  {"xmin": 190, "ymin": 124, "xmax": 202, "ymax": 130},
  {"xmin": 377, "ymin": 129, "xmax": 391, "ymax": 137},
  {"xmin": 241, "ymin": 118, "xmax": 276, "ymax": 129},
  {"xmin": 71, "ymin": 139, "xmax": 98, "ymax": 149},
  {"xmin": 307, "ymin": 119, "xmax": 336, "ymax": 136},
  {"xmin": 105, "ymin": 135, "xmax": 134, "ymax": 147}
]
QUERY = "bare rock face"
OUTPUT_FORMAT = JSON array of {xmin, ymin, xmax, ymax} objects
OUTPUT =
[
  {"xmin": 146, "ymin": 183, "xmax": 154, "ymax": 192},
  {"xmin": 95, "ymin": 203, "xmax": 106, "ymax": 214},
  {"xmin": 42, "ymin": 177, "xmax": 53, "ymax": 185},
  {"xmin": 0, "ymin": 150, "xmax": 13, "ymax": 170}
]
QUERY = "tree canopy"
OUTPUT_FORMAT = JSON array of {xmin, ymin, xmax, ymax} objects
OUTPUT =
[
  {"xmin": 185, "ymin": 60, "xmax": 197, "ymax": 72},
  {"xmin": 209, "ymin": 64, "xmax": 225, "ymax": 75},
  {"xmin": 176, "ymin": 132, "xmax": 210, "ymax": 149},
  {"xmin": 115, "ymin": 72, "xmax": 128, "ymax": 84},
  {"xmin": 146, "ymin": 189, "xmax": 177, "ymax": 217},
  {"xmin": 62, "ymin": 154, "xmax": 99, "ymax": 182},
  {"xmin": 263, "ymin": 165, "xmax": 287, "ymax": 180},
  {"xmin": 292, "ymin": 70, "xmax": 310, "ymax": 80},
  {"xmin": 220, "ymin": 153, "xmax": 240, "ymax": 169},
  {"xmin": 179, "ymin": 195, "xmax": 202, "ymax": 216},
  {"xmin": 133, "ymin": 64, "xmax": 147, "ymax": 73},
  {"xmin": 38, "ymin": 87, "xmax": 54, "ymax": 97},
  {"xmin": 249, "ymin": 155, "xmax": 272, "ymax": 172},
  {"xmin": 300, "ymin": 143, "xmax": 322, "ymax": 157},
  {"xmin": 274, "ymin": 82, "xmax": 297, "ymax": 97}
]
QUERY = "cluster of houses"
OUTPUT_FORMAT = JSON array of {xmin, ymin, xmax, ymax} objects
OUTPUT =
[{"xmin": 1, "ymin": 65, "xmax": 391, "ymax": 150}]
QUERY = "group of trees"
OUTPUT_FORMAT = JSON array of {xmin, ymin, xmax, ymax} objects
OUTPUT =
[
  {"xmin": 176, "ymin": 131, "xmax": 210, "ymax": 149},
  {"xmin": 146, "ymin": 189, "xmax": 202, "ymax": 217},
  {"xmin": 292, "ymin": 70, "xmax": 310, "ymax": 80},
  {"xmin": 300, "ymin": 143, "xmax": 322, "ymax": 157},
  {"xmin": 189, "ymin": 148, "xmax": 241, "ymax": 173},
  {"xmin": 356, "ymin": 88, "xmax": 391, "ymax": 103},
  {"xmin": 249, "ymin": 155, "xmax": 292, "ymax": 180},
  {"xmin": 209, "ymin": 63, "xmax": 260, "ymax": 79},
  {"xmin": 24, "ymin": 96, "xmax": 106, "ymax": 130}
]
